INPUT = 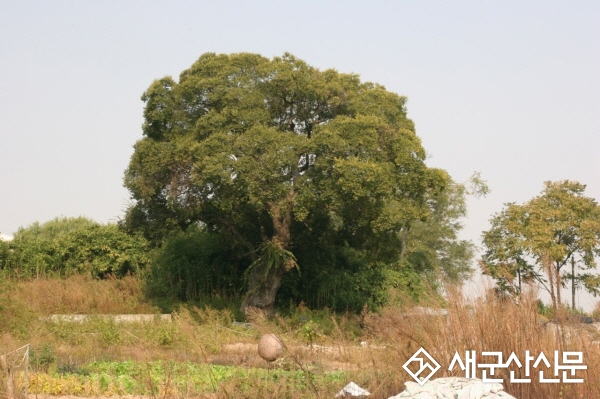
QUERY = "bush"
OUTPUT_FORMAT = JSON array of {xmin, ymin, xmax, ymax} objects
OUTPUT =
[
  {"xmin": 3, "ymin": 217, "xmax": 152, "ymax": 279},
  {"xmin": 277, "ymin": 246, "xmax": 389, "ymax": 313},
  {"xmin": 146, "ymin": 227, "xmax": 245, "ymax": 303}
]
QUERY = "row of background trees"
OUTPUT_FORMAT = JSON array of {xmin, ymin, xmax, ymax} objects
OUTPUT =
[
  {"xmin": 3, "ymin": 179, "xmax": 598, "ymax": 313},
  {"xmin": 2, "ymin": 53, "xmax": 599, "ymax": 315},
  {"xmin": 4, "ymin": 180, "xmax": 597, "ymax": 314}
]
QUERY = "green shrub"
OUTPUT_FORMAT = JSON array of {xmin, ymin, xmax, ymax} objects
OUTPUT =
[
  {"xmin": 4, "ymin": 217, "xmax": 152, "ymax": 279},
  {"xmin": 146, "ymin": 227, "xmax": 245, "ymax": 302},
  {"xmin": 31, "ymin": 343, "xmax": 57, "ymax": 372}
]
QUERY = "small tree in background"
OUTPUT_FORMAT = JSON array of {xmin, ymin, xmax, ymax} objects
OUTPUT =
[{"xmin": 481, "ymin": 180, "xmax": 600, "ymax": 310}]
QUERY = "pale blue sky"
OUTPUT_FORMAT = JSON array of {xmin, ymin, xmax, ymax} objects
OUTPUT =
[{"xmin": 1, "ymin": 1, "xmax": 599, "ymax": 307}]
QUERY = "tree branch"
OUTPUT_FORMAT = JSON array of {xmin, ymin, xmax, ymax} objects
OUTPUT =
[{"xmin": 215, "ymin": 216, "xmax": 258, "ymax": 262}]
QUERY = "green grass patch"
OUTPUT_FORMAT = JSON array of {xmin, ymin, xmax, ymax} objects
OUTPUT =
[{"xmin": 27, "ymin": 360, "xmax": 348, "ymax": 397}]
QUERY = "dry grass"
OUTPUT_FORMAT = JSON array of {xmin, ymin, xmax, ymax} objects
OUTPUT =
[
  {"xmin": 360, "ymin": 287, "xmax": 600, "ymax": 398},
  {"xmin": 1, "ymin": 278, "xmax": 600, "ymax": 398},
  {"xmin": 5, "ymin": 274, "xmax": 155, "ymax": 315}
]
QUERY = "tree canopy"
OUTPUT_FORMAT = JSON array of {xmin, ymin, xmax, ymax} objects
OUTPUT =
[
  {"xmin": 402, "ymin": 173, "xmax": 488, "ymax": 284},
  {"xmin": 123, "ymin": 52, "xmax": 459, "ymax": 314},
  {"xmin": 481, "ymin": 181, "xmax": 600, "ymax": 310}
]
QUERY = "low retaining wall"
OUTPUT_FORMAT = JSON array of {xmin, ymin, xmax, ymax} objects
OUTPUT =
[{"xmin": 41, "ymin": 314, "xmax": 172, "ymax": 323}]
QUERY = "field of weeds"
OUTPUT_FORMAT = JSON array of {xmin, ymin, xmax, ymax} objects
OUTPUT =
[{"xmin": 1, "ymin": 276, "xmax": 600, "ymax": 399}]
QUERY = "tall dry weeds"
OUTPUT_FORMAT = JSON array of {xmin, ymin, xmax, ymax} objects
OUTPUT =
[
  {"xmin": 7, "ymin": 274, "xmax": 156, "ymax": 315},
  {"xmin": 362, "ymin": 286, "xmax": 600, "ymax": 398},
  {"xmin": 4, "ymin": 277, "xmax": 600, "ymax": 399}
]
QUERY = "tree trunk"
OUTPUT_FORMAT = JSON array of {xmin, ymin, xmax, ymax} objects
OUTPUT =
[
  {"xmin": 268, "ymin": 200, "xmax": 292, "ymax": 249},
  {"xmin": 572, "ymin": 258, "xmax": 576, "ymax": 311},
  {"xmin": 242, "ymin": 261, "xmax": 284, "ymax": 317},
  {"xmin": 241, "ymin": 199, "xmax": 293, "ymax": 317},
  {"xmin": 543, "ymin": 254, "xmax": 557, "ymax": 311},
  {"xmin": 555, "ymin": 261, "xmax": 562, "ymax": 310}
]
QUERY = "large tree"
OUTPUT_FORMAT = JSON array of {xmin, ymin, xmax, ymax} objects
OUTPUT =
[
  {"xmin": 123, "ymin": 53, "xmax": 448, "ymax": 315},
  {"xmin": 481, "ymin": 181, "xmax": 600, "ymax": 310}
]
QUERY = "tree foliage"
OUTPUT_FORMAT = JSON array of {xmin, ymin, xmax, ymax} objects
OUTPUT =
[
  {"xmin": 123, "ymin": 52, "xmax": 464, "ymax": 314},
  {"xmin": 1, "ymin": 217, "xmax": 151, "ymax": 279},
  {"xmin": 481, "ymin": 181, "xmax": 600, "ymax": 309},
  {"xmin": 0, "ymin": 239, "xmax": 9, "ymax": 272},
  {"xmin": 401, "ymin": 174, "xmax": 487, "ymax": 283},
  {"xmin": 146, "ymin": 227, "xmax": 243, "ymax": 302}
]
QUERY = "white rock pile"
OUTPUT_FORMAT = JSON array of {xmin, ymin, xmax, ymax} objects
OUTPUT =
[{"xmin": 388, "ymin": 377, "xmax": 517, "ymax": 399}]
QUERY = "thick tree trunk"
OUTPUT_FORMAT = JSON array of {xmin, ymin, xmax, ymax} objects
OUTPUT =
[
  {"xmin": 241, "ymin": 260, "xmax": 284, "ymax": 317},
  {"xmin": 241, "ymin": 200, "xmax": 293, "ymax": 317}
]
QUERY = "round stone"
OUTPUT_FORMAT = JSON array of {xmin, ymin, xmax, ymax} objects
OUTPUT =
[{"xmin": 258, "ymin": 334, "xmax": 283, "ymax": 362}]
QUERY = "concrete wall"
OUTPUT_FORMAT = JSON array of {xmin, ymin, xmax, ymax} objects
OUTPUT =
[{"xmin": 41, "ymin": 314, "xmax": 172, "ymax": 323}]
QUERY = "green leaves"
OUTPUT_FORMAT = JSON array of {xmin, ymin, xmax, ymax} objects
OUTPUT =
[
  {"xmin": 141, "ymin": 77, "xmax": 177, "ymax": 140},
  {"xmin": 245, "ymin": 240, "xmax": 300, "ymax": 281},
  {"xmin": 400, "ymin": 175, "xmax": 479, "ymax": 284},
  {"xmin": 481, "ymin": 180, "xmax": 600, "ymax": 308},
  {"xmin": 124, "ymin": 52, "xmax": 451, "ymax": 312},
  {"xmin": 4, "ymin": 217, "xmax": 151, "ymax": 279},
  {"xmin": 146, "ymin": 228, "xmax": 241, "ymax": 302}
]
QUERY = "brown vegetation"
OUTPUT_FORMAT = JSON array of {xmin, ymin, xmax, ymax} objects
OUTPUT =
[{"xmin": 1, "ymin": 277, "xmax": 599, "ymax": 399}]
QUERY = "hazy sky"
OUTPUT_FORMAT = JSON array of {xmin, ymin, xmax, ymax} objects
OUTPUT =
[{"xmin": 1, "ymin": 2, "xmax": 599, "ymax": 306}]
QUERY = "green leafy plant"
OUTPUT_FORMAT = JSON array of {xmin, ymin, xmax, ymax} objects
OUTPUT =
[
  {"xmin": 31, "ymin": 343, "xmax": 56, "ymax": 372},
  {"xmin": 298, "ymin": 320, "xmax": 321, "ymax": 347}
]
